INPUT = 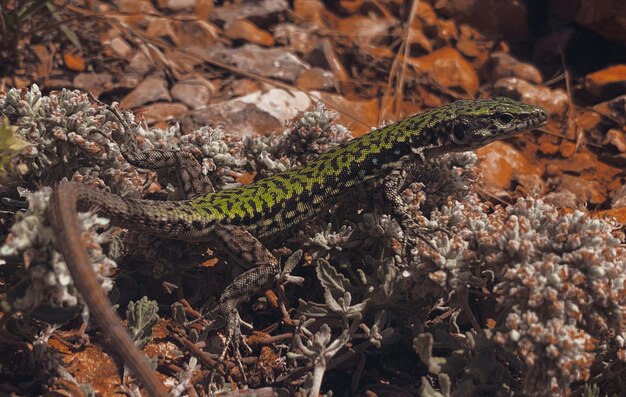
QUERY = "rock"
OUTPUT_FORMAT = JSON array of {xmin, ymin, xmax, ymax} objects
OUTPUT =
[
  {"xmin": 73, "ymin": 73, "xmax": 114, "ymax": 97},
  {"xmin": 194, "ymin": 0, "xmax": 213, "ymax": 19},
  {"xmin": 136, "ymin": 102, "xmax": 189, "ymax": 124},
  {"xmin": 476, "ymin": 140, "xmax": 543, "ymax": 191},
  {"xmin": 408, "ymin": 47, "xmax": 479, "ymax": 98},
  {"xmin": 537, "ymin": 134, "xmax": 560, "ymax": 156},
  {"xmin": 559, "ymin": 141, "xmax": 577, "ymax": 158},
  {"xmin": 513, "ymin": 172, "xmax": 546, "ymax": 196},
  {"xmin": 167, "ymin": 20, "xmax": 220, "ymax": 48},
  {"xmin": 115, "ymin": 0, "xmax": 157, "ymax": 25},
  {"xmin": 195, "ymin": 43, "xmax": 310, "ymax": 83},
  {"xmin": 187, "ymin": 88, "xmax": 312, "ymax": 136},
  {"xmin": 63, "ymin": 52, "xmax": 85, "ymax": 72},
  {"xmin": 542, "ymin": 191, "xmax": 578, "ymax": 210},
  {"xmin": 550, "ymin": 0, "xmax": 626, "ymax": 45},
  {"xmin": 274, "ymin": 23, "xmax": 319, "ymax": 56},
  {"xmin": 493, "ymin": 77, "xmax": 568, "ymax": 116},
  {"xmin": 485, "ymin": 52, "xmax": 542, "ymax": 84},
  {"xmin": 435, "ymin": 0, "xmax": 530, "ymax": 40},
  {"xmin": 296, "ymin": 68, "xmax": 336, "ymax": 91},
  {"xmin": 611, "ymin": 186, "xmax": 626, "ymax": 208},
  {"xmin": 127, "ymin": 51, "xmax": 155, "ymax": 76},
  {"xmin": 556, "ymin": 174, "xmax": 606, "ymax": 205},
  {"xmin": 121, "ymin": 74, "xmax": 171, "ymax": 109},
  {"xmin": 605, "ymin": 128, "xmax": 626, "ymax": 152},
  {"xmin": 315, "ymin": 92, "xmax": 378, "ymax": 136},
  {"xmin": 211, "ymin": 0, "xmax": 288, "ymax": 25},
  {"xmin": 224, "ymin": 19, "xmax": 275, "ymax": 47},
  {"xmin": 594, "ymin": 207, "xmax": 626, "ymax": 223},
  {"xmin": 456, "ymin": 24, "xmax": 491, "ymax": 63},
  {"xmin": 171, "ymin": 77, "xmax": 215, "ymax": 109},
  {"xmin": 593, "ymin": 95, "xmax": 626, "ymax": 125},
  {"xmin": 106, "ymin": 37, "xmax": 132, "ymax": 59},
  {"xmin": 157, "ymin": 0, "xmax": 195, "ymax": 10},
  {"xmin": 584, "ymin": 65, "xmax": 626, "ymax": 99},
  {"xmin": 554, "ymin": 151, "xmax": 595, "ymax": 173}
]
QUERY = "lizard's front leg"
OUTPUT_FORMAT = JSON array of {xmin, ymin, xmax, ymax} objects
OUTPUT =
[
  {"xmin": 106, "ymin": 101, "xmax": 215, "ymax": 198},
  {"xmin": 382, "ymin": 155, "xmax": 431, "ymax": 249}
]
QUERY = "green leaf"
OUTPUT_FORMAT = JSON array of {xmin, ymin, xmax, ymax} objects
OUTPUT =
[
  {"xmin": 45, "ymin": 2, "xmax": 81, "ymax": 50},
  {"xmin": 16, "ymin": 0, "xmax": 49, "ymax": 22},
  {"xmin": 0, "ymin": 118, "xmax": 31, "ymax": 175}
]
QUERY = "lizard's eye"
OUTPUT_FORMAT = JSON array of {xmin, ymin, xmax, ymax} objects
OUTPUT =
[
  {"xmin": 452, "ymin": 124, "xmax": 466, "ymax": 142},
  {"xmin": 497, "ymin": 113, "xmax": 513, "ymax": 124}
]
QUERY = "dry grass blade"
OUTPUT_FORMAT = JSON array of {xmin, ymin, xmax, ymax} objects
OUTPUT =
[{"xmin": 380, "ymin": 0, "xmax": 420, "ymax": 123}]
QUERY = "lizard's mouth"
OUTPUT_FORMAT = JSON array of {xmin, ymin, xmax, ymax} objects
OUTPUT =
[{"xmin": 503, "ymin": 113, "xmax": 548, "ymax": 137}]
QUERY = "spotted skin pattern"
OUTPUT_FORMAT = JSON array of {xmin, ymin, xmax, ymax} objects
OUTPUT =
[
  {"xmin": 89, "ymin": 97, "xmax": 547, "ymax": 239},
  {"xmin": 49, "ymin": 97, "xmax": 547, "ymax": 396}
]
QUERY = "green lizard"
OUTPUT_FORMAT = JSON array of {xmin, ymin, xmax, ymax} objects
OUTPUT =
[{"xmin": 48, "ymin": 97, "xmax": 547, "ymax": 396}]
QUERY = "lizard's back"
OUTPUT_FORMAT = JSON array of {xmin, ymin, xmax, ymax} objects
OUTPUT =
[{"xmin": 191, "ymin": 117, "xmax": 418, "ymax": 237}]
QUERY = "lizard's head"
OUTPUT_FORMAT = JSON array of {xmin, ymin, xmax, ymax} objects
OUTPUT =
[{"xmin": 423, "ymin": 97, "xmax": 548, "ymax": 153}]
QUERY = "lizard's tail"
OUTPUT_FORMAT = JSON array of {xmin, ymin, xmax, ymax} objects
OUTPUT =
[{"xmin": 49, "ymin": 181, "xmax": 169, "ymax": 397}]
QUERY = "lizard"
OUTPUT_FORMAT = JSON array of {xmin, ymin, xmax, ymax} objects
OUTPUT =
[{"xmin": 47, "ymin": 97, "xmax": 547, "ymax": 396}]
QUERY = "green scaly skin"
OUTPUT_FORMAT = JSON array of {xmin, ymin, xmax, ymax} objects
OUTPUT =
[
  {"xmin": 49, "ymin": 97, "xmax": 548, "ymax": 396},
  {"xmin": 73, "ymin": 97, "xmax": 547, "ymax": 238}
]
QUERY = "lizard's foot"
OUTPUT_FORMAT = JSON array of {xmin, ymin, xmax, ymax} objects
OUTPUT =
[{"xmin": 217, "ymin": 301, "xmax": 252, "ymax": 361}]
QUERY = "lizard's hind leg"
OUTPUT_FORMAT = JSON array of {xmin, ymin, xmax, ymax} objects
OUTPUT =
[{"xmin": 210, "ymin": 224, "xmax": 280, "ymax": 360}]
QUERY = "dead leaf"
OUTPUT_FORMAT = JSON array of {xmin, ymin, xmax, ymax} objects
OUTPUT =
[{"xmin": 63, "ymin": 52, "xmax": 86, "ymax": 72}]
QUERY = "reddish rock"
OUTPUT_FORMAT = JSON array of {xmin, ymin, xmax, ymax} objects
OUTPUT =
[
  {"xmin": 435, "ymin": 0, "xmax": 530, "ymax": 40},
  {"xmin": 157, "ymin": 0, "xmax": 195, "ymax": 10},
  {"xmin": 167, "ymin": 20, "xmax": 220, "ymax": 48},
  {"xmin": 106, "ymin": 37, "xmax": 132, "ymax": 59},
  {"xmin": 274, "ymin": 23, "xmax": 319, "ymax": 56},
  {"xmin": 127, "ymin": 51, "xmax": 154, "ymax": 76},
  {"xmin": 121, "ymin": 74, "xmax": 171, "ymax": 109},
  {"xmin": 196, "ymin": 43, "xmax": 310, "ymax": 83},
  {"xmin": 408, "ymin": 47, "xmax": 479, "ymax": 98},
  {"xmin": 593, "ymin": 95, "xmax": 626, "ymax": 125},
  {"xmin": 605, "ymin": 128, "xmax": 626, "ymax": 152},
  {"xmin": 135, "ymin": 102, "xmax": 189, "ymax": 124},
  {"xmin": 63, "ymin": 52, "xmax": 85, "ymax": 72},
  {"xmin": 296, "ymin": 68, "xmax": 336, "ymax": 91},
  {"xmin": 537, "ymin": 140, "xmax": 560, "ymax": 156},
  {"xmin": 554, "ymin": 151, "xmax": 595, "ymax": 173},
  {"xmin": 584, "ymin": 65, "xmax": 626, "ymax": 99},
  {"xmin": 224, "ymin": 19, "xmax": 275, "ymax": 47},
  {"xmin": 543, "ymin": 191, "xmax": 578, "ymax": 210},
  {"xmin": 493, "ymin": 77, "xmax": 568, "ymax": 116},
  {"xmin": 212, "ymin": 0, "xmax": 288, "ymax": 25},
  {"xmin": 316, "ymin": 93, "xmax": 378, "ymax": 136},
  {"xmin": 188, "ymin": 89, "xmax": 312, "ymax": 136},
  {"xmin": 513, "ymin": 172, "xmax": 546, "ymax": 196},
  {"xmin": 171, "ymin": 77, "xmax": 215, "ymax": 110},
  {"xmin": 73, "ymin": 73, "xmax": 114, "ymax": 97},
  {"xmin": 611, "ymin": 186, "xmax": 626, "ymax": 209},
  {"xmin": 551, "ymin": 0, "xmax": 626, "ymax": 45},
  {"xmin": 559, "ymin": 141, "xmax": 577, "ymax": 158},
  {"xmin": 557, "ymin": 174, "xmax": 606, "ymax": 205},
  {"xmin": 476, "ymin": 140, "xmax": 543, "ymax": 191},
  {"xmin": 456, "ymin": 25, "xmax": 491, "ymax": 66},
  {"xmin": 594, "ymin": 207, "xmax": 626, "ymax": 223},
  {"xmin": 485, "ymin": 52, "xmax": 542, "ymax": 84},
  {"xmin": 115, "ymin": 0, "xmax": 157, "ymax": 25}
]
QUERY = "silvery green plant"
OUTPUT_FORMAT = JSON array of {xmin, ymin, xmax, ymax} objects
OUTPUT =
[{"xmin": 1, "ymin": 188, "xmax": 116, "ymax": 320}]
